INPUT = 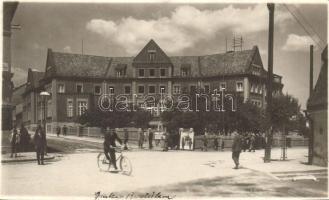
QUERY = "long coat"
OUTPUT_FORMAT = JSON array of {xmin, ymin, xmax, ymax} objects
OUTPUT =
[
  {"xmin": 33, "ymin": 131, "xmax": 46, "ymax": 150},
  {"xmin": 232, "ymin": 134, "xmax": 243, "ymax": 152}
]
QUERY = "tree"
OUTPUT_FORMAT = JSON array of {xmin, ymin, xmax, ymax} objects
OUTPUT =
[
  {"xmin": 78, "ymin": 106, "xmax": 152, "ymax": 129},
  {"xmin": 271, "ymin": 93, "xmax": 301, "ymax": 134}
]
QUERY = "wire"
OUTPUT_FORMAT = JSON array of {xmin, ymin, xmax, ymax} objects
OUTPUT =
[
  {"xmin": 282, "ymin": 4, "xmax": 324, "ymax": 50},
  {"xmin": 291, "ymin": 4, "xmax": 326, "ymax": 45}
]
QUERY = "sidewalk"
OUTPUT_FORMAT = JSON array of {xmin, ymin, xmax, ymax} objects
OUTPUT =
[{"xmin": 1, "ymin": 152, "xmax": 55, "ymax": 163}]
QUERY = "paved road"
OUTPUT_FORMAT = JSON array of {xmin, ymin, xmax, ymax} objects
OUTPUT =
[{"xmin": 1, "ymin": 147, "xmax": 327, "ymax": 198}]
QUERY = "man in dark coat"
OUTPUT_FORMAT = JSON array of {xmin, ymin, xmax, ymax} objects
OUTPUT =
[
  {"xmin": 20, "ymin": 124, "xmax": 30, "ymax": 152},
  {"xmin": 104, "ymin": 128, "xmax": 122, "ymax": 170},
  {"xmin": 56, "ymin": 126, "xmax": 61, "ymax": 137},
  {"xmin": 232, "ymin": 133, "xmax": 243, "ymax": 169},
  {"xmin": 10, "ymin": 127, "xmax": 19, "ymax": 158},
  {"xmin": 63, "ymin": 125, "xmax": 67, "ymax": 136},
  {"xmin": 33, "ymin": 125, "xmax": 46, "ymax": 165},
  {"xmin": 148, "ymin": 128, "xmax": 154, "ymax": 149}
]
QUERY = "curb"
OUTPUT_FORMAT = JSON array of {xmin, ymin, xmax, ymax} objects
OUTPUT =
[{"xmin": 1, "ymin": 155, "xmax": 55, "ymax": 163}]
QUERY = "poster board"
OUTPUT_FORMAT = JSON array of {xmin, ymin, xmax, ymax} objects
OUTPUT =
[{"xmin": 179, "ymin": 128, "xmax": 194, "ymax": 150}]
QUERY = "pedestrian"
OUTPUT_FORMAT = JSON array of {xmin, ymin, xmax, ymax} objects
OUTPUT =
[
  {"xmin": 249, "ymin": 133, "xmax": 256, "ymax": 152},
  {"xmin": 19, "ymin": 124, "xmax": 30, "ymax": 152},
  {"xmin": 10, "ymin": 126, "xmax": 19, "ymax": 158},
  {"xmin": 163, "ymin": 132, "xmax": 168, "ymax": 151},
  {"xmin": 242, "ymin": 133, "xmax": 248, "ymax": 152},
  {"xmin": 202, "ymin": 135, "xmax": 208, "ymax": 151},
  {"xmin": 148, "ymin": 128, "xmax": 153, "ymax": 149},
  {"xmin": 123, "ymin": 128, "xmax": 129, "ymax": 150},
  {"xmin": 181, "ymin": 136, "xmax": 185, "ymax": 150},
  {"xmin": 33, "ymin": 125, "xmax": 46, "ymax": 165},
  {"xmin": 63, "ymin": 125, "xmax": 67, "ymax": 136},
  {"xmin": 221, "ymin": 139, "xmax": 225, "ymax": 151},
  {"xmin": 56, "ymin": 126, "xmax": 61, "ymax": 137},
  {"xmin": 214, "ymin": 137, "xmax": 219, "ymax": 151},
  {"xmin": 138, "ymin": 128, "xmax": 144, "ymax": 149},
  {"xmin": 188, "ymin": 136, "xmax": 193, "ymax": 150},
  {"xmin": 232, "ymin": 132, "xmax": 243, "ymax": 169}
]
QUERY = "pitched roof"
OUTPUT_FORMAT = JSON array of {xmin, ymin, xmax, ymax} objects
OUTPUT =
[
  {"xmin": 24, "ymin": 69, "xmax": 45, "ymax": 94},
  {"xmin": 307, "ymin": 46, "xmax": 328, "ymax": 110},
  {"xmin": 171, "ymin": 47, "xmax": 261, "ymax": 77},
  {"xmin": 45, "ymin": 40, "xmax": 267, "ymax": 79},
  {"xmin": 12, "ymin": 83, "xmax": 26, "ymax": 105},
  {"xmin": 133, "ymin": 39, "xmax": 172, "ymax": 64},
  {"xmin": 51, "ymin": 52, "xmax": 113, "ymax": 78}
]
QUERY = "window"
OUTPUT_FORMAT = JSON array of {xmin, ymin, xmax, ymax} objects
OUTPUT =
[
  {"xmin": 250, "ymin": 84, "xmax": 254, "ymax": 93},
  {"xmin": 138, "ymin": 85, "xmax": 144, "ymax": 94},
  {"xmin": 181, "ymin": 68, "xmax": 190, "ymax": 76},
  {"xmin": 149, "ymin": 69, "xmax": 155, "ymax": 77},
  {"xmin": 204, "ymin": 84, "xmax": 210, "ymax": 93},
  {"xmin": 116, "ymin": 69, "xmax": 126, "ymax": 77},
  {"xmin": 259, "ymin": 85, "xmax": 263, "ymax": 94},
  {"xmin": 160, "ymin": 86, "xmax": 166, "ymax": 93},
  {"xmin": 190, "ymin": 85, "xmax": 197, "ymax": 93},
  {"xmin": 77, "ymin": 100, "xmax": 88, "ymax": 116},
  {"xmin": 148, "ymin": 50, "xmax": 156, "ymax": 61},
  {"xmin": 58, "ymin": 84, "xmax": 65, "ymax": 93},
  {"xmin": 149, "ymin": 85, "xmax": 156, "ymax": 94},
  {"xmin": 124, "ymin": 86, "xmax": 131, "ymax": 94},
  {"xmin": 76, "ymin": 83, "xmax": 83, "ymax": 93},
  {"xmin": 236, "ymin": 82, "xmax": 243, "ymax": 92},
  {"xmin": 173, "ymin": 85, "xmax": 181, "ymax": 94},
  {"xmin": 220, "ymin": 82, "xmax": 226, "ymax": 91},
  {"xmin": 109, "ymin": 86, "xmax": 115, "ymax": 94},
  {"xmin": 160, "ymin": 68, "xmax": 166, "ymax": 77},
  {"xmin": 94, "ymin": 85, "xmax": 101, "ymax": 95},
  {"xmin": 139, "ymin": 69, "xmax": 145, "ymax": 77},
  {"xmin": 67, "ymin": 99, "xmax": 73, "ymax": 117}
]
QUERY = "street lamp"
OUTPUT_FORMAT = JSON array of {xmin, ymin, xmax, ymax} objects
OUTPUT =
[{"xmin": 40, "ymin": 91, "xmax": 50, "ymax": 134}]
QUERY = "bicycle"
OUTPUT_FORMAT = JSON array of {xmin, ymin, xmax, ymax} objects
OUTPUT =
[{"xmin": 97, "ymin": 147, "xmax": 132, "ymax": 176}]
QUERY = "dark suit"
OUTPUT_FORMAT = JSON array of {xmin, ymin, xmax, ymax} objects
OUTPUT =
[
  {"xmin": 103, "ymin": 131, "xmax": 122, "ymax": 169},
  {"xmin": 232, "ymin": 134, "xmax": 243, "ymax": 168},
  {"xmin": 33, "ymin": 130, "xmax": 46, "ymax": 165},
  {"xmin": 148, "ymin": 131, "xmax": 153, "ymax": 149}
]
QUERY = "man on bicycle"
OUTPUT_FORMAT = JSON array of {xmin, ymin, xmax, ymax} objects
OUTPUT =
[{"xmin": 104, "ymin": 128, "xmax": 122, "ymax": 170}]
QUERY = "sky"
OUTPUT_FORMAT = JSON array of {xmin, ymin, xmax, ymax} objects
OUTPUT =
[{"xmin": 9, "ymin": 2, "xmax": 328, "ymax": 109}]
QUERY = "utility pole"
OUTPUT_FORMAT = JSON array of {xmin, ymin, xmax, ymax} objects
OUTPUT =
[
  {"xmin": 82, "ymin": 39, "xmax": 84, "ymax": 55},
  {"xmin": 264, "ymin": 3, "xmax": 275, "ymax": 163},
  {"xmin": 308, "ymin": 45, "xmax": 314, "ymax": 165}
]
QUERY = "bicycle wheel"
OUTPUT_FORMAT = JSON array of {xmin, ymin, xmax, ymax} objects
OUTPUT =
[
  {"xmin": 119, "ymin": 156, "xmax": 132, "ymax": 175},
  {"xmin": 97, "ymin": 153, "xmax": 110, "ymax": 171}
]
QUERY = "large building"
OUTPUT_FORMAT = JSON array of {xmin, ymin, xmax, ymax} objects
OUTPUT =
[
  {"xmin": 307, "ymin": 46, "xmax": 328, "ymax": 167},
  {"xmin": 21, "ymin": 39, "xmax": 283, "ymax": 133}
]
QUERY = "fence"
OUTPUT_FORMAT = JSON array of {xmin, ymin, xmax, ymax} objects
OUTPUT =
[{"xmin": 193, "ymin": 135, "xmax": 308, "ymax": 150}]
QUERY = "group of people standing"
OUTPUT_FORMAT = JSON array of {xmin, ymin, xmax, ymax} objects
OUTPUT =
[
  {"xmin": 10, "ymin": 124, "xmax": 48, "ymax": 165},
  {"xmin": 10, "ymin": 125, "xmax": 30, "ymax": 157},
  {"xmin": 56, "ymin": 125, "xmax": 68, "ymax": 137},
  {"xmin": 137, "ymin": 128, "xmax": 154, "ymax": 150}
]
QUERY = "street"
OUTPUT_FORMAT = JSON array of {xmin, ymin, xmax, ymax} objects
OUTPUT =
[{"xmin": 1, "ymin": 145, "xmax": 327, "ymax": 198}]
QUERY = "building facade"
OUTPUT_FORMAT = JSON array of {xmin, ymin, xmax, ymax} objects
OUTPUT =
[
  {"xmin": 307, "ymin": 46, "xmax": 328, "ymax": 167},
  {"xmin": 2, "ymin": 2, "xmax": 18, "ymax": 130},
  {"xmin": 21, "ymin": 39, "xmax": 283, "ymax": 133}
]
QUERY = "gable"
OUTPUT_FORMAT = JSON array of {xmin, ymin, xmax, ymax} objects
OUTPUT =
[
  {"xmin": 133, "ymin": 39, "xmax": 172, "ymax": 64},
  {"xmin": 45, "ymin": 48, "xmax": 56, "ymax": 78}
]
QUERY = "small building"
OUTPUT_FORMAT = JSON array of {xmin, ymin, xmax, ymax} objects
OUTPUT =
[{"xmin": 307, "ymin": 46, "xmax": 328, "ymax": 167}]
